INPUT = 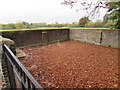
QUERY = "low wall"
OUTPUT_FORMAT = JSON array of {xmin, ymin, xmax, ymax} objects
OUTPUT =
[
  {"xmin": 70, "ymin": 29, "xmax": 119, "ymax": 48},
  {"xmin": 101, "ymin": 30, "xmax": 119, "ymax": 48},
  {"xmin": 1, "ymin": 29, "xmax": 119, "ymax": 48},
  {"xmin": 70, "ymin": 29, "xmax": 102, "ymax": 44},
  {"xmin": 2, "ymin": 29, "xmax": 69, "ymax": 47}
]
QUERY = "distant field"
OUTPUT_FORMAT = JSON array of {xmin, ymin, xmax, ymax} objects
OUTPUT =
[
  {"xmin": 0, "ymin": 27, "xmax": 110, "ymax": 31},
  {"xmin": 71, "ymin": 27, "xmax": 110, "ymax": 29},
  {"xmin": 0, "ymin": 27, "xmax": 69, "ymax": 31}
]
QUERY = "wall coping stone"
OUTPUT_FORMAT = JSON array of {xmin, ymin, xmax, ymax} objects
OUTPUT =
[{"xmin": 0, "ymin": 36, "xmax": 14, "ymax": 45}]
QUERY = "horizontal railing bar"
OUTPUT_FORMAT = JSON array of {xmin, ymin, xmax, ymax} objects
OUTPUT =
[
  {"xmin": 3, "ymin": 44, "xmax": 43, "ymax": 89},
  {"xmin": 5, "ymin": 53, "xmax": 23, "ymax": 79},
  {"xmin": 5, "ymin": 52, "xmax": 35, "ymax": 89},
  {"xmin": 5, "ymin": 50, "xmax": 32, "ymax": 88}
]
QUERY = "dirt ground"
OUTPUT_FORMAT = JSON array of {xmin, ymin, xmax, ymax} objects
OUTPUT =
[{"xmin": 20, "ymin": 41, "xmax": 119, "ymax": 88}]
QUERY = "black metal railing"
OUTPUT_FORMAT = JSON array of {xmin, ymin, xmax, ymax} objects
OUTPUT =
[{"xmin": 3, "ymin": 44, "xmax": 43, "ymax": 90}]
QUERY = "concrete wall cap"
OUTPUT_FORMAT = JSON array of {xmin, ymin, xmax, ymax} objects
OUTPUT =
[{"xmin": 0, "ymin": 36, "xmax": 14, "ymax": 45}]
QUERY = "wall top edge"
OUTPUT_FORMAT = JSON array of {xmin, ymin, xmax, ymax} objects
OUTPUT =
[
  {"xmin": 0, "ymin": 28, "xmax": 70, "ymax": 32},
  {"xmin": 70, "ymin": 28, "xmax": 120, "ymax": 31},
  {"xmin": 1, "ymin": 28, "xmax": 120, "ymax": 32}
]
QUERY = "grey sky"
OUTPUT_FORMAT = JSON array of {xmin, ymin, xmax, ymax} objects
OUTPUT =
[{"xmin": 0, "ymin": 0, "xmax": 107, "ymax": 24}]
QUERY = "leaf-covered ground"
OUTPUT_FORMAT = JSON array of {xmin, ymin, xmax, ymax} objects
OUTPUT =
[{"xmin": 20, "ymin": 41, "xmax": 119, "ymax": 88}]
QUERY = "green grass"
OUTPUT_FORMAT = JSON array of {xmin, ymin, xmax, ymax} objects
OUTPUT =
[
  {"xmin": 71, "ymin": 27, "xmax": 110, "ymax": 29},
  {"xmin": 0, "ymin": 27, "xmax": 70, "ymax": 31},
  {"xmin": 0, "ymin": 27, "xmax": 110, "ymax": 31}
]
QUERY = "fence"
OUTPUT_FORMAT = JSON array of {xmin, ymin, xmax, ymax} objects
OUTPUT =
[{"xmin": 2, "ymin": 44, "xmax": 43, "ymax": 89}]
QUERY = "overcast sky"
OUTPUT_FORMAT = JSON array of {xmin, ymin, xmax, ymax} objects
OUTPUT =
[{"xmin": 0, "ymin": 0, "xmax": 107, "ymax": 24}]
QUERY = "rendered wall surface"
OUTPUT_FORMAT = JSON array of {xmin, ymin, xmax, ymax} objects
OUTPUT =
[
  {"xmin": 2, "ymin": 29, "xmax": 69, "ymax": 47},
  {"xmin": 101, "ymin": 30, "xmax": 119, "ymax": 48},
  {"xmin": 70, "ymin": 29, "xmax": 119, "ymax": 48},
  {"xmin": 70, "ymin": 29, "xmax": 102, "ymax": 45},
  {"xmin": 48, "ymin": 30, "xmax": 69, "ymax": 43},
  {"xmin": 2, "ymin": 30, "xmax": 42, "ymax": 47},
  {"xmin": 1, "ymin": 29, "xmax": 119, "ymax": 48}
]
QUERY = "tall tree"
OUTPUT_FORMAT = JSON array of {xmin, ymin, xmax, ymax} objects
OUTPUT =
[
  {"xmin": 93, "ymin": 20, "xmax": 103, "ymax": 27},
  {"xmin": 109, "ymin": 9, "xmax": 120, "ymax": 29},
  {"xmin": 85, "ymin": 21, "xmax": 94, "ymax": 27},
  {"xmin": 102, "ymin": 13, "xmax": 110, "ymax": 25},
  {"xmin": 104, "ymin": 20, "xmax": 114, "ymax": 28},
  {"xmin": 62, "ymin": 0, "xmax": 120, "ymax": 29},
  {"xmin": 79, "ymin": 17, "xmax": 90, "ymax": 27}
]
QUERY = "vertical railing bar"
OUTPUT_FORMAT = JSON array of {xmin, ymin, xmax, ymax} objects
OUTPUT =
[
  {"xmin": 26, "ymin": 77, "xmax": 31, "ymax": 89},
  {"xmin": 31, "ymin": 83, "xmax": 35, "ymax": 90},
  {"xmin": 18, "ymin": 65, "xmax": 20, "ymax": 76},
  {"xmin": 23, "ymin": 72, "xmax": 26, "ymax": 83},
  {"xmin": 20, "ymin": 68, "xmax": 22, "ymax": 77},
  {"xmin": 21, "ymin": 82, "xmax": 26, "ymax": 90},
  {"xmin": 16, "ymin": 64, "xmax": 19, "ymax": 73},
  {"xmin": 13, "ymin": 69, "xmax": 27, "ymax": 88},
  {"xmin": 21, "ymin": 70, "xmax": 27, "ymax": 87}
]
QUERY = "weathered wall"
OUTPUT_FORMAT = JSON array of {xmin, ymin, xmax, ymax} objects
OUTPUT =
[
  {"xmin": 2, "ymin": 30, "xmax": 42, "ymax": 47},
  {"xmin": 2, "ymin": 29, "xmax": 69, "ymax": 47},
  {"xmin": 48, "ymin": 30, "xmax": 69, "ymax": 43},
  {"xmin": 1, "ymin": 29, "xmax": 119, "ymax": 48},
  {"xmin": 101, "ymin": 30, "xmax": 119, "ymax": 48},
  {"xmin": 70, "ymin": 29, "xmax": 119, "ymax": 48},
  {"xmin": 70, "ymin": 29, "xmax": 102, "ymax": 45}
]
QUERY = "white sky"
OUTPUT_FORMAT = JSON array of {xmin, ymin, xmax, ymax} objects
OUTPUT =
[{"xmin": 0, "ymin": 0, "xmax": 107, "ymax": 24}]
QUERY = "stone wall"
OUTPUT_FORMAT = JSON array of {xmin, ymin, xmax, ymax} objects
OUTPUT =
[
  {"xmin": 1, "ymin": 29, "xmax": 119, "ymax": 48},
  {"xmin": 2, "ymin": 29, "xmax": 69, "ymax": 47},
  {"xmin": 70, "ymin": 29, "xmax": 119, "ymax": 48},
  {"xmin": 70, "ymin": 29, "xmax": 102, "ymax": 45},
  {"xmin": 101, "ymin": 30, "xmax": 119, "ymax": 48}
]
